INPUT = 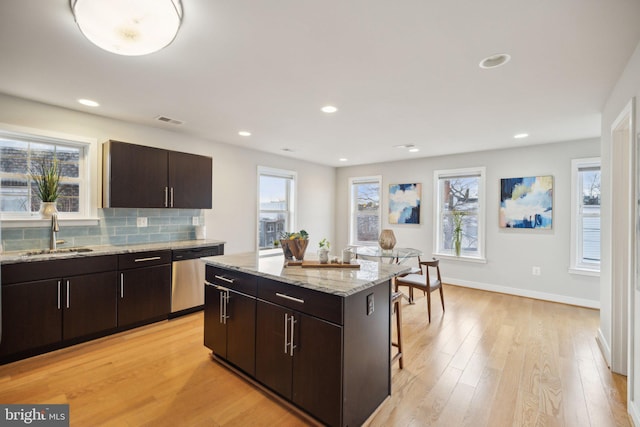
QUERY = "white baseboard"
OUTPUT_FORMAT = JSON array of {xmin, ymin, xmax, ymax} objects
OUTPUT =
[
  {"xmin": 442, "ymin": 276, "xmax": 600, "ymax": 309},
  {"xmin": 596, "ymin": 328, "xmax": 612, "ymax": 367},
  {"xmin": 629, "ymin": 399, "xmax": 640, "ymax": 427}
]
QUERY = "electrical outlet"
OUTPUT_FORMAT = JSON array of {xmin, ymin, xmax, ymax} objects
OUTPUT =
[
  {"xmin": 137, "ymin": 217, "xmax": 148, "ymax": 227},
  {"xmin": 532, "ymin": 266, "xmax": 541, "ymax": 276},
  {"xmin": 192, "ymin": 216, "xmax": 199, "ymax": 226},
  {"xmin": 366, "ymin": 293, "xmax": 374, "ymax": 316}
]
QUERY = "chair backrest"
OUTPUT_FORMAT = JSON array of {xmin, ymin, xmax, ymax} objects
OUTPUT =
[{"xmin": 419, "ymin": 258, "xmax": 441, "ymax": 284}]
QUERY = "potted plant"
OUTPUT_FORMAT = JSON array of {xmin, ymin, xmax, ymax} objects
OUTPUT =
[
  {"xmin": 318, "ymin": 238, "xmax": 330, "ymax": 264},
  {"xmin": 451, "ymin": 210, "xmax": 466, "ymax": 256},
  {"xmin": 279, "ymin": 229, "xmax": 309, "ymax": 261},
  {"xmin": 30, "ymin": 157, "xmax": 61, "ymax": 218}
]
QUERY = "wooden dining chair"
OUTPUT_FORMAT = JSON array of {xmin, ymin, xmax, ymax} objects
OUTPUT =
[{"xmin": 394, "ymin": 258, "xmax": 444, "ymax": 323}]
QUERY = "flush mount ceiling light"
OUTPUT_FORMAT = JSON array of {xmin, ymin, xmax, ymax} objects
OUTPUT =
[
  {"xmin": 69, "ymin": 0, "xmax": 183, "ymax": 56},
  {"xmin": 514, "ymin": 133, "xmax": 529, "ymax": 139},
  {"xmin": 479, "ymin": 53, "xmax": 511, "ymax": 69},
  {"xmin": 238, "ymin": 131, "xmax": 252, "ymax": 137},
  {"xmin": 321, "ymin": 105, "xmax": 338, "ymax": 113},
  {"xmin": 339, "ymin": 158, "xmax": 348, "ymax": 162}
]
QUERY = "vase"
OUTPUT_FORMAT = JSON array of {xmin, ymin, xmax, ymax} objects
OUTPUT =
[
  {"xmin": 378, "ymin": 229, "xmax": 396, "ymax": 250},
  {"xmin": 280, "ymin": 239, "xmax": 309, "ymax": 261},
  {"xmin": 318, "ymin": 249, "xmax": 329, "ymax": 264},
  {"xmin": 39, "ymin": 201, "xmax": 58, "ymax": 219}
]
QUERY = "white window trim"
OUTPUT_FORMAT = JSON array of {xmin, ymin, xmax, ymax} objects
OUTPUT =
[
  {"xmin": 433, "ymin": 166, "xmax": 486, "ymax": 262},
  {"xmin": 348, "ymin": 175, "xmax": 382, "ymax": 246},
  {"xmin": 0, "ymin": 123, "xmax": 99, "ymax": 225},
  {"xmin": 569, "ymin": 157, "xmax": 600, "ymax": 276},
  {"xmin": 257, "ymin": 166, "xmax": 297, "ymax": 256}
]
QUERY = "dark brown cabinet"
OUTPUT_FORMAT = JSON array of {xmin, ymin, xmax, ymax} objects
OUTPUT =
[
  {"xmin": 117, "ymin": 251, "xmax": 171, "ymax": 328},
  {"xmin": 0, "ymin": 255, "xmax": 118, "ymax": 362},
  {"xmin": 255, "ymin": 299, "xmax": 341, "ymax": 427},
  {"xmin": 204, "ymin": 266, "xmax": 257, "ymax": 375},
  {"xmin": 103, "ymin": 140, "xmax": 212, "ymax": 209}
]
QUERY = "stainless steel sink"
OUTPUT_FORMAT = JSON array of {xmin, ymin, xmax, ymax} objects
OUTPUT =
[{"xmin": 21, "ymin": 247, "xmax": 94, "ymax": 257}]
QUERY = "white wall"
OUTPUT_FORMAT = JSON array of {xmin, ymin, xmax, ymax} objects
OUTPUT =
[
  {"xmin": 0, "ymin": 93, "xmax": 336, "ymax": 254},
  {"xmin": 600, "ymin": 40, "xmax": 640, "ymax": 422},
  {"xmin": 335, "ymin": 139, "xmax": 600, "ymax": 307}
]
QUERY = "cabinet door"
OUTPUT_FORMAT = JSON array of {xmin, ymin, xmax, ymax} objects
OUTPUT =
[
  {"xmin": 118, "ymin": 264, "xmax": 171, "ymax": 327},
  {"xmin": 204, "ymin": 283, "xmax": 227, "ymax": 358},
  {"xmin": 168, "ymin": 151, "xmax": 212, "ymax": 209},
  {"xmin": 226, "ymin": 290, "xmax": 256, "ymax": 375},
  {"xmin": 255, "ymin": 300, "xmax": 293, "ymax": 399},
  {"xmin": 0, "ymin": 279, "xmax": 62, "ymax": 357},
  {"xmin": 106, "ymin": 140, "xmax": 168, "ymax": 208},
  {"xmin": 292, "ymin": 313, "xmax": 342, "ymax": 427},
  {"xmin": 63, "ymin": 271, "xmax": 118, "ymax": 341}
]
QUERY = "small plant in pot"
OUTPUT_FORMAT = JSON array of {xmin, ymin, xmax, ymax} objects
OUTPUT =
[
  {"xmin": 451, "ymin": 210, "xmax": 466, "ymax": 256},
  {"xmin": 279, "ymin": 230, "xmax": 309, "ymax": 261},
  {"xmin": 30, "ymin": 157, "xmax": 61, "ymax": 218},
  {"xmin": 318, "ymin": 238, "xmax": 330, "ymax": 264}
]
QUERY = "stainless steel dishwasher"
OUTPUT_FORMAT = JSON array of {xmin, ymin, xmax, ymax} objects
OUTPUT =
[{"xmin": 171, "ymin": 246, "xmax": 222, "ymax": 316}]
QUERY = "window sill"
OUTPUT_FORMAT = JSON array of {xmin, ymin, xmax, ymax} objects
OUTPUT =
[
  {"xmin": 568, "ymin": 267, "xmax": 600, "ymax": 277},
  {"xmin": 259, "ymin": 248, "xmax": 284, "ymax": 258},
  {"xmin": 433, "ymin": 252, "xmax": 487, "ymax": 264},
  {"xmin": 0, "ymin": 217, "xmax": 100, "ymax": 228}
]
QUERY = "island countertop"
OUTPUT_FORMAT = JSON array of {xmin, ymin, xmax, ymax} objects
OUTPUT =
[{"xmin": 201, "ymin": 252, "xmax": 410, "ymax": 297}]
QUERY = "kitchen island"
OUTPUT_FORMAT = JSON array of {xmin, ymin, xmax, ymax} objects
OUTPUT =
[{"xmin": 201, "ymin": 252, "xmax": 409, "ymax": 427}]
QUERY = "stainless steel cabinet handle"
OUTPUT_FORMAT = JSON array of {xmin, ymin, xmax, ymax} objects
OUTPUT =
[
  {"xmin": 66, "ymin": 280, "xmax": 70, "ymax": 309},
  {"xmin": 57, "ymin": 280, "xmax": 61, "ymax": 310},
  {"xmin": 284, "ymin": 313, "xmax": 289, "ymax": 354},
  {"xmin": 219, "ymin": 291, "xmax": 224, "ymax": 324},
  {"xmin": 223, "ymin": 290, "xmax": 229, "ymax": 324},
  {"xmin": 276, "ymin": 293, "xmax": 304, "ymax": 304},
  {"xmin": 164, "ymin": 187, "xmax": 168, "ymax": 207},
  {"xmin": 120, "ymin": 273, "xmax": 124, "ymax": 298},
  {"xmin": 214, "ymin": 275, "xmax": 234, "ymax": 284},
  {"xmin": 289, "ymin": 315, "xmax": 297, "ymax": 356},
  {"xmin": 134, "ymin": 256, "xmax": 162, "ymax": 263},
  {"xmin": 170, "ymin": 187, "xmax": 174, "ymax": 208}
]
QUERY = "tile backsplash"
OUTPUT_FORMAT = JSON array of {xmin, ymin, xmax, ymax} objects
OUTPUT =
[{"xmin": 1, "ymin": 208, "xmax": 205, "ymax": 252}]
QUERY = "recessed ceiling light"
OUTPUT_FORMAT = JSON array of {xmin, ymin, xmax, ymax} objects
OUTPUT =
[
  {"xmin": 238, "ymin": 131, "xmax": 251, "ymax": 136},
  {"xmin": 394, "ymin": 144, "xmax": 415, "ymax": 149},
  {"xmin": 339, "ymin": 158, "xmax": 348, "ymax": 162},
  {"xmin": 514, "ymin": 133, "xmax": 529, "ymax": 139},
  {"xmin": 479, "ymin": 53, "xmax": 511, "ymax": 69},
  {"xmin": 78, "ymin": 98, "xmax": 99, "ymax": 107},
  {"xmin": 409, "ymin": 148, "xmax": 420, "ymax": 153},
  {"xmin": 321, "ymin": 105, "xmax": 338, "ymax": 113},
  {"xmin": 281, "ymin": 148, "xmax": 294, "ymax": 152}
]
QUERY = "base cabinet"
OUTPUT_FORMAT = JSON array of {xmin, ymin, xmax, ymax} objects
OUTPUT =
[
  {"xmin": 118, "ymin": 263, "xmax": 171, "ymax": 327},
  {"xmin": 255, "ymin": 300, "xmax": 342, "ymax": 427},
  {"xmin": 204, "ymin": 266, "xmax": 257, "ymax": 375}
]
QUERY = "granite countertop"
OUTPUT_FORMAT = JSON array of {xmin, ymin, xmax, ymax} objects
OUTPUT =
[
  {"xmin": 201, "ymin": 252, "xmax": 410, "ymax": 297},
  {"xmin": 0, "ymin": 239, "xmax": 226, "ymax": 265}
]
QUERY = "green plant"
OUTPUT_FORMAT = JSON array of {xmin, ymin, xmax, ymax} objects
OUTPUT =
[
  {"xmin": 318, "ymin": 238, "xmax": 330, "ymax": 250},
  {"xmin": 452, "ymin": 210, "xmax": 466, "ymax": 256},
  {"xmin": 280, "ymin": 229, "xmax": 309, "ymax": 240},
  {"xmin": 30, "ymin": 157, "xmax": 61, "ymax": 202}
]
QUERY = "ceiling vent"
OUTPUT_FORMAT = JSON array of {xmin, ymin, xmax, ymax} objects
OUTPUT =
[{"xmin": 155, "ymin": 115, "xmax": 184, "ymax": 125}]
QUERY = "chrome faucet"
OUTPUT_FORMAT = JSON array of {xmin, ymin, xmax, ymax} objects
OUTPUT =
[{"xmin": 50, "ymin": 213, "xmax": 64, "ymax": 250}]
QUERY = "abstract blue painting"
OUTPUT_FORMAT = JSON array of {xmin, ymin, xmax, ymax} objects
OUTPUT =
[
  {"xmin": 389, "ymin": 183, "xmax": 421, "ymax": 224},
  {"xmin": 500, "ymin": 176, "xmax": 553, "ymax": 229}
]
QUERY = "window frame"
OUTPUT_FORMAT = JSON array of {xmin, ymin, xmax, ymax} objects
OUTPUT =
[
  {"xmin": 569, "ymin": 157, "xmax": 601, "ymax": 276},
  {"xmin": 257, "ymin": 166, "xmax": 297, "ymax": 254},
  {"xmin": 348, "ymin": 175, "xmax": 382, "ymax": 246},
  {"xmin": 0, "ymin": 125, "xmax": 97, "ymax": 224},
  {"xmin": 433, "ymin": 167, "xmax": 486, "ymax": 262}
]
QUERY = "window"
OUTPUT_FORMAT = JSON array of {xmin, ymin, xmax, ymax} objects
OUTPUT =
[
  {"xmin": 349, "ymin": 176, "xmax": 381, "ymax": 245},
  {"xmin": 570, "ymin": 158, "xmax": 600, "ymax": 274},
  {"xmin": 434, "ymin": 167, "xmax": 485, "ymax": 260},
  {"xmin": 0, "ymin": 129, "xmax": 90, "ymax": 218},
  {"xmin": 258, "ymin": 167, "xmax": 296, "ymax": 250}
]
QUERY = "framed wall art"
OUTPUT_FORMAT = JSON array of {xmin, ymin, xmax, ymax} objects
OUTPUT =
[
  {"xmin": 389, "ymin": 183, "xmax": 421, "ymax": 224},
  {"xmin": 499, "ymin": 176, "xmax": 553, "ymax": 229}
]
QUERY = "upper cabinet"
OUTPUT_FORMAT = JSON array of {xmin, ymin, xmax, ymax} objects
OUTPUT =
[{"xmin": 103, "ymin": 140, "xmax": 212, "ymax": 209}]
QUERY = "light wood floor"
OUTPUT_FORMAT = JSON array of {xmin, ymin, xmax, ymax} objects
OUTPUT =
[{"xmin": 0, "ymin": 285, "xmax": 629, "ymax": 426}]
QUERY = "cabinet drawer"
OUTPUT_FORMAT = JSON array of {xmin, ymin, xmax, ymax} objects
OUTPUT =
[
  {"xmin": 206, "ymin": 266, "xmax": 257, "ymax": 296},
  {"xmin": 1, "ymin": 255, "xmax": 117, "ymax": 285},
  {"xmin": 257, "ymin": 278, "xmax": 343, "ymax": 325},
  {"xmin": 118, "ymin": 250, "xmax": 171, "ymax": 270}
]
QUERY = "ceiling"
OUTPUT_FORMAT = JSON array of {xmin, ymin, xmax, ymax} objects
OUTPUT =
[{"xmin": 1, "ymin": 1, "xmax": 639, "ymax": 167}]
